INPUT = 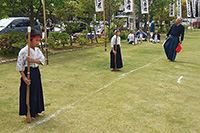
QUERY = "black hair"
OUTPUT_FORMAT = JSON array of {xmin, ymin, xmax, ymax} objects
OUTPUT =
[{"xmin": 26, "ymin": 29, "xmax": 42, "ymax": 40}]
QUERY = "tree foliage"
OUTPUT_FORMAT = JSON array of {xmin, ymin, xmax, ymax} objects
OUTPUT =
[{"xmin": 0, "ymin": 0, "xmax": 67, "ymax": 28}]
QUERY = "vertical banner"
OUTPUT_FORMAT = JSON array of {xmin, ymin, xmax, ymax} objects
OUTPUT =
[
  {"xmin": 169, "ymin": 3, "xmax": 175, "ymax": 17},
  {"xmin": 199, "ymin": 0, "xmax": 200, "ymax": 17},
  {"xmin": 124, "ymin": 0, "xmax": 133, "ymax": 12},
  {"xmin": 141, "ymin": 0, "xmax": 149, "ymax": 14},
  {"xmin": 186, "ymin": 0, "xmax": 192, "ymax": 17},
  {"xmin": 95, "ymin": 0, "xmax": 103, "ymax": 12},
  {"xmin": 192, "ymin": 0, "xmax": 196, "ymax": 17},
  {"xmin": 177, "ymin": 0, "xmax": 182, "ymax": 18}
]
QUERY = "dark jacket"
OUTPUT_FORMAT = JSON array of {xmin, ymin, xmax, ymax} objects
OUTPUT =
[{"xmin": 152, "ymin": 33, "xmax": 160, "ymax": 40}]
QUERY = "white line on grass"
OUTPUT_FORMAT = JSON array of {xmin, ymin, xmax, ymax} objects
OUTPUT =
[
  {"xmin": 177, "ymin": 76, "xmax": 183, "ymax": 83},
  {"xmin": 19, "ymin": 57, "xmax": 162, "ymax": 132}
]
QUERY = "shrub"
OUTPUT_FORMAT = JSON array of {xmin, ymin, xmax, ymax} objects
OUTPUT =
[
  {"xmin": 78, "ymin": 37, "xmax": 88, "ymax": 45},
  {"xmin": 81, "ymin": 30, "xmax": 89, "ymax": 39},
  {"xmin": 120, "ymin": 31, "xmax": 128, "ymax": 40},
  {"xmin": 48, "ymin": 32, "xmax": 70, "ymax": 49},
  {"xmin": 0, "ymin": 31, "xmax": 26, "ymax": 55}
]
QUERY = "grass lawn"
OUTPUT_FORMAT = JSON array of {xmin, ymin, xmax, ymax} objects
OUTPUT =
[{"xmin": 0, "ymin": 31, "xmax": 200, "ymax": 132}]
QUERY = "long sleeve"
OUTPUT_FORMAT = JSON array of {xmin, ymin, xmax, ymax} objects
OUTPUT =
[
  {"xmin": 144, "ymin": 33, "xmax": 148, "ymax": 38},
  {"xmin": 37, "ymin": 48, "xmax": 45, "ymax": 65},
  {"xmin": 158, "ymin": 34, "xmax": 161, "ymax": 40},
  {"xmin": 111, "ymin": 36, "xmax": 115, "ymax": 48},
  {"xmin": 167, "ymin": 24, "xmax": 174, "ymax": 36},
  {"xmin": 181, "ymin": 26, "xmax": 185, "ymax": 41},
  {"xmin": 16, "ymin": 49, "xmax": 26, "ymax": 71}
]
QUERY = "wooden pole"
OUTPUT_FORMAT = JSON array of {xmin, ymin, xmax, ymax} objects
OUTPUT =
[
  {"xmin": 147, "ymin": 1, "xmax": 150, "ymax": 42},
  {"xmin": 132, "ymin": 0, "xmax": 136, "ymax": 32},
  {"xmin": 114, "ymin": 37, "xmax": 117, "ymax": 72},
  {"xmin": 42, "ymin": 0, "xmax": 49, "ymax": 65},
  {"xmin": 103, "ymin": 0, "xmax": 107, "ymax": 51},
  {"xmin": 26, "ymin": 26, "xmax": 32, "ymax": 123}
]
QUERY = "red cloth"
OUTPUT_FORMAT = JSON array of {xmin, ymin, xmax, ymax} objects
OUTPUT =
[{"xmin": 176, "ymin": 45, "xmax": 182, "ymax": 53}]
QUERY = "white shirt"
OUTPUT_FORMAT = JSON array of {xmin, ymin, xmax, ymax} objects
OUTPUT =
[
  {"xmin": 140, "ymin": 33, "xmax": 143, "ymax": 39},
  {"xmin": 16, "ymin": 45, "xmax": 45, "ymax": 71},
  {"xmin": 111, "ymin": 35, "xmax": 121, "ymax": 48},
  {"xmin": 128, "ymin": 33, "xmax": 135, "ymax": 42},
  {"xmin": 154, "ymin": 34, "xmax": 158, "ymax": 41}
]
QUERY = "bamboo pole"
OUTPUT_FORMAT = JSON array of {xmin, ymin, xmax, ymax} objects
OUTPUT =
[
  {"xmin": 114, "ymin": 37, "xmax": 117, "ymax": 72},
  {"xmin": 103, "ymin": 0, "xmax": 107, "ymax": 51},
  {"xmin": 132, "ymin": 0, "xmax": 136, "ymax": 32},
  {"xmin": 42, "ymin": 0, "xmax": 49, "ymax": 65},
  {"xmin": 26, "ymin": 26, "xmax": 32, "ymax": 123},
  {"xmin": 147, "ymin": 1, "xmax": 150, "ymax": 42}
]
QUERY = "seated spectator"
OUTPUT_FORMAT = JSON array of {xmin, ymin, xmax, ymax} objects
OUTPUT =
[
  {"xmin": 150, "ymin": 30, "xmax": 160, "ymax": 43},
  {"xmin": 127, "ymin": 31, "xmax": 136, "ymax": 44},
  {"xmin": 136, "ymin": 29, "xmax": 148, "ymax": 41}
]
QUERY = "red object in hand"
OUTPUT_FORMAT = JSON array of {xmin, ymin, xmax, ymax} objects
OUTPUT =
[{"xmin": 176, "ymin": 45, "xmax": 182, "ymax": 53}]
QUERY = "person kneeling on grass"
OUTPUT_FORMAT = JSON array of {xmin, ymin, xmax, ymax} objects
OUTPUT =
[
  {"xmin": 136, "ymin": 29, "xmax": 148, "ymax": 42},
  {"xmin": 16, "ymin": 29, "xmax": 45, "ymax": 120},
  {"xmin": 150, "ymin": 30, "xmax": 160, "ymax": 43},
  {"xmin": 110, "ymin": 29, "xmax": 123, "ymax": 71}
]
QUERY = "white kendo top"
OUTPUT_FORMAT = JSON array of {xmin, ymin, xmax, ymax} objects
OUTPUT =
[
  {"xmin": 16, "ymin": 45, "xmax": 45, "ymax": 71},
  {"xmin": 128, "ymin": 33, "xmax": 135, "ymax": 42},
  {"xmin": 111, "ymin": 35, "xmax": 121, "ymax": 48}
]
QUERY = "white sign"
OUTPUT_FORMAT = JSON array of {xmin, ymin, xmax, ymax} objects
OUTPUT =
[
  {"xmin": 177, "ymin": 0, "xmax": 182, "ymax": 18},
  {"xmin": 95, "ymin": 0, "xmax": 103, "ymax": 12},
  {"xmin": 124, "ymin": 0, "xmax": 133, "ymax": 12},
  {"xmin": 199, "ymin": 0, "xmax": 200, "ymax": 17},
  {"xmin": 186, "ymin": 0, "xmax": 192, "ymax": 17},
  {"xmin": 192, "ymin": 0, "xmax": 196, "ymax": 17},
  {"xmin": 169, "ymin": 3, "xmax": 175, "ymax": 17},
  {"xmin": 141, "ymin": 0, "xmax": 149, "ymax": 14}
]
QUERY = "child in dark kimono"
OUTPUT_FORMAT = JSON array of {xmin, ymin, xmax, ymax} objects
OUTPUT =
[
  {"xmin": 110, "ymin": 29, "xmax": 123, "ymax": 71},
  {"xmin": 16, "ymin": 29, "xmax": 45, "ymax": 120}
]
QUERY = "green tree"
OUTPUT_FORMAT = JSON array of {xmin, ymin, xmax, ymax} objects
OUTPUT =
[
  {"xmin": 78, "ymin": 0, "xmax": 96, "ymax": 43},
  {"xmin": 55, "ymin": 1, "xmax": 82, "ymax": 46},
  {"xmin": 96, "ymin": 0, "xmax": 122, "ymax": 39},
  {"xmin": 0, "ymin": 0, "xmax": 67, "ymax": 28}
]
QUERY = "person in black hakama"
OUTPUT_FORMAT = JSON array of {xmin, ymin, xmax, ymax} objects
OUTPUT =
[
  {"xmin": 163, "ymin": 18, "xmax": 185, "ymax": 61},
  {"xmin": 16, "ymin": 29, "xmax": 45, "ymax": 120},
  {"xmin": 110, "ymin": 29, "xmax": 123, "ymax": 71}
]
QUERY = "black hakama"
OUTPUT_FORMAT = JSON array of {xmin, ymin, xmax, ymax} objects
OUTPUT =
[
  {"xmin": 164, "ymin": 36, "xmax": 179, "ymax": 61},
  {"xmin": 110, "ymin": 45, "xmax": 123, "ymax": 69},
  {"xmin": 19, "ymin": 67, "xmax": 44, "ymax": 117}
]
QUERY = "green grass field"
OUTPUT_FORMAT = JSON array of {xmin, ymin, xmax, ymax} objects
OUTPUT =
[{"xmin": 0, "ymin": 31, "xmax": 200, "ymax": 133}]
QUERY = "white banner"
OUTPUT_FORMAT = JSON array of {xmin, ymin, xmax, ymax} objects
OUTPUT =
[
  {"xmin": 199, "ymin": 0, "xmax": 200, "ymax": 17},
  {"xmin": 141, "ymin": 0, "xmax": 149, "ymax": 14},
  {"xmin": 124, "ymin": 0, "xmax": 133, "ymax": 12},
  {"xmin": 192, "ymin": 0, "xmax": 196, "ymax": 17},
  {"xmin": 169, "ymin": 3, "xmax": 175, "ymax": 17},
  {"xmin": 186, "ymin": 0, "xmax": 192, "ymax": 17},
  {"xmin": 177, "ymin": 0, "xmax": 182, "ymax": 18},
  {"xmin": 95, "ymin": 0, "xmax": 103, "ymax": 12}
]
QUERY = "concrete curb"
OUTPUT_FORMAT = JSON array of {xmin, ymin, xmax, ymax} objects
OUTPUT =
[{"xmin": 0, "ymin": 44, "xmax": 103, "ymax": 65}]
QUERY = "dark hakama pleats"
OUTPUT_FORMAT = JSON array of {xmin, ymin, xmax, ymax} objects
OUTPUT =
[
  {"xmin": 110, "ymin": 45, "xmax": 123, "ymax": 69},
  {"xmin": 164, "ymin": 36, "xmax": 179, "ymax": 61},
  {"xmin": 19, "ymin": 67, "xmax": 45, "ymax": 117}
]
